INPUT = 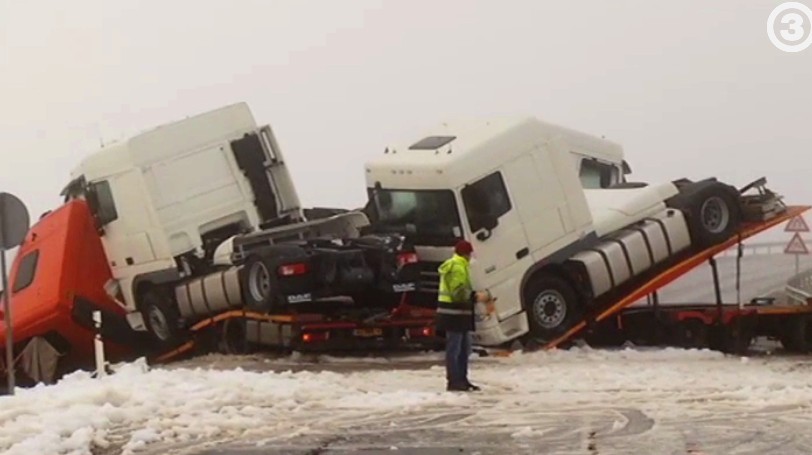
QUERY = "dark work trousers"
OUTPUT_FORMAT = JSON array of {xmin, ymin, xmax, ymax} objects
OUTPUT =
[{"xmin": 445, "ymin": 330, "xmax": 472, "ymax": 385}]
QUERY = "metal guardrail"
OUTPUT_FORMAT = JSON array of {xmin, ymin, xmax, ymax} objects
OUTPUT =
[
  {"xmin": 711, "ymin": 242, "xmax": 812, "ymax": 305},
  {"xmin": 717, "ymin": 241, "xmax": 793, "ymax": 257},
  {"xmin": 786, "ymin": 268, "xmax": 812, "ymax": 305}
]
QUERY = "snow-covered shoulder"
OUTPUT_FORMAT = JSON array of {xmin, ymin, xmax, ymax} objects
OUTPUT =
[{"xmin": 2, "ymin": 347, "xmax": 812, "ymax": 454}]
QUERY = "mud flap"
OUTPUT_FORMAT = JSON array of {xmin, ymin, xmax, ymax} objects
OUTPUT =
[{"xmin": 20, "ymin": 337, "xmax": 63, "ymax": 385}]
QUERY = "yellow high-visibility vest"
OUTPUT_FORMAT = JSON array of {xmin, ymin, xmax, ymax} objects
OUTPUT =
[{"xmin": 437, "ymin": 254, "xmax": 472, "ymax": 304}]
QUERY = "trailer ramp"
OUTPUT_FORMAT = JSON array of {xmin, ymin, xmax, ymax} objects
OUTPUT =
[{"xmin": 544, "ymin": 203, "xmax": 811, "ymax": 350}]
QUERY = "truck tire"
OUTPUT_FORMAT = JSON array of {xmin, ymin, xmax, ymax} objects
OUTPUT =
[
  {"xmin": 141, "ymin": 288, "xmax": 181, "ymax": 346},
  {"xmin": 708, "ymin": 318, "xmax": 754, "ymax": 354},
  {"xmin": 779, "ymin": 333, "xmax": 799, "ymax": 353},
  {"xmin": 583, "ymin": 321, "xmax": 627, "ymax": 347},
  {"xmin": 524, "ymin": 274, "xmax": 583, "ymax": 343},
  {"xmin": 242, "ymin": 254, "xmax": 275, "ymax": 310},
  {"xmin": 673, "ymin": 319, "xmax": 708, "ymax": 349},
  {"xmin": 780, "ymin": 315, "xmax": 812, "ymax": 353},
  {"xmin": 677, "ymin": 182, "xmax": 742, "ymax": 247},
  {"xmin": 220, "ymin": 318, "xmax": 253, "ymax": 355}
]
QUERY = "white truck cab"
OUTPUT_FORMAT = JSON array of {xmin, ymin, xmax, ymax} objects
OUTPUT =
[
  {"xmin": 364, "ymin": 116, "xmax": 744, "ymax": 345},
  {"xmin": 62, "ymin": 103, "xmax": 304, "ymax": 317},
  {"xmin": 60, "ymin": 102, "xmax": 418, "ymax": 347}
]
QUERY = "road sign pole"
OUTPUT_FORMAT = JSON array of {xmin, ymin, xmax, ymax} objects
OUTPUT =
[
  {"xmin": 0, "ymin": 192, "xmax": 30, "ymax": 396},
  {"xmin": 797, "ymin": 253, "xmax": 800, "ymax": 276},
  {"xmin": 1, "ymin": 248, "xmax": 14, "ymax": 394}
]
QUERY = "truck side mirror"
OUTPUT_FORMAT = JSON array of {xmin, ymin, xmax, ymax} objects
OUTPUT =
[{"xmin": 86, "ymin": 181, "xmax": 118, "ymax": 230}]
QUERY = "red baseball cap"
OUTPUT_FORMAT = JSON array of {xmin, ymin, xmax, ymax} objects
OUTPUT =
[{"xmin": 454, "ymin": 239, "xmax": 473, "ymax": 255}]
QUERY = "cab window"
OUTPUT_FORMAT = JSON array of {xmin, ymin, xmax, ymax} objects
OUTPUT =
[
  {"xmin": 461, "ymin": 171, "xmax": 512, "ymax": 232},
  {"xmin": 12, "ymin": 250, "xmax": 39, "ymax": 293},
  {"xmin": 579, "ymin": 159, "xmax": 619, "ymax": 188},
  {"xmin": 88, "ymin": 180, "xmax": 118, "ymax": 225}
]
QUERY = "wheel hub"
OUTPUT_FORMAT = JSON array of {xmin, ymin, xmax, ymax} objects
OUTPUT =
[
  {"xmin": 533, "ymin": 290, "xmax": 566, "ymax": 329},
  {"xmin": 248, "ymin": 261, "xmax": 271, "ymax": 303},
  {"xmin": 700, "ymin": 196, "xmax": 730, "ymax": 234},
  {"xmin": 148, "ymin": 305, "xmax": 171, "ymax": 341}
]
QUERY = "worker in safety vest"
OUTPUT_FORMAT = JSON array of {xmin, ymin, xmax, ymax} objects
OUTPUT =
[{"xmin": 436, "ymin": 239, "xmax": 481, "ymax": 392}]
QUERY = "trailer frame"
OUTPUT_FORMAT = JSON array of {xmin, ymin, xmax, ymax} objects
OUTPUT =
[
  {"xmin": 151, "ymin": 294, "xmax": 440, "ymax": 364},
  {"xmin": 542, "ymin": 204, "xmax": 812, "ymax": 351}
]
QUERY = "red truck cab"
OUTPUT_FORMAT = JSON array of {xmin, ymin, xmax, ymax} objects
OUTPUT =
[{"xmin": 0, "ymin": 199, "xmax": 141, "ymax": 385}]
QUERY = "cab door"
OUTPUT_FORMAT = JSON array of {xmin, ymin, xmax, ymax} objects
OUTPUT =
[{"xmin": 460, "ymin": 159, "xmax": 534, "ymax": 318}]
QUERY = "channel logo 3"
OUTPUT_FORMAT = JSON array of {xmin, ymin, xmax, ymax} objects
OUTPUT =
[{"xmin": 768, "ymin": 2, "xmax": 812, "ymax": 52}]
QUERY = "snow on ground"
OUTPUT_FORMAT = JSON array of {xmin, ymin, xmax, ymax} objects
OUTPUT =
[{"xmin": 2, "ymin": 347, "xmax": 812, "ymax": 454}]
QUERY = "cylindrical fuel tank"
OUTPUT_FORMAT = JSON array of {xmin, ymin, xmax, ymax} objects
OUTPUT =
[
  {"xmin": 174, "ymin": 266, "xmax": 245, "ymax": 320},
  {"xmin": 567, "ymin": 209, "xmax": 691, "ymax": 298}
]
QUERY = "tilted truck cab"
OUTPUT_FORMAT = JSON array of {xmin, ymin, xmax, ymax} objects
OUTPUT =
[
  {"xmin": 0, "ymin": 200, "xmax": 138, "ymax": 384},
  {"xmin": 60, "ymin": 103, "xmax": 419, "ymax": 347},
  {"xmin": 61, "ymin": 102, "xmax": 305, "ymax": 313},
  {"xmin": 364, "ymin": 117, "xmax": 744, "ymax": 346}
]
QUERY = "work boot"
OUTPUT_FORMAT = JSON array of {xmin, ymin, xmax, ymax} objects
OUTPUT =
[
  {"xmin": 465, "ymin": 382, "xmax": 481, "ymax": 391},
  {"xmin": 446, "ymin": 382, "xmax": 470, "ymax": 392}
]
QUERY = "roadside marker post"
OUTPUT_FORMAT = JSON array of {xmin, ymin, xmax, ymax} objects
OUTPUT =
[{"xmin": 93, "ymin": 311, "xmax": 107, "ymax": 378}]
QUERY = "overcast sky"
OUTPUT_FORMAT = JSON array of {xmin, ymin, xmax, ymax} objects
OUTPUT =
[{"xmin": 1, "ymin": 0, "xmax": 810, "ymax": 246}]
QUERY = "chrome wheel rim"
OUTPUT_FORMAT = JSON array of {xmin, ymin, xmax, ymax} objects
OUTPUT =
[{"xmin": 533, "ymin": 290, "xmax": 567, "ymax": 329}]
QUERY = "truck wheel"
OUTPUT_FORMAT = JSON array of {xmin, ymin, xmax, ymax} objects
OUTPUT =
[
  {"xmin": 779, "ymin": 334, "xmax": 799, "ymax": 353},
  {"xmin": 685, "ymin": 184, "xmax": 741, "ymax": 247},
  {"xmin": 781, "ymin": 316, "xmax": 812, "ymax": 353},
  {"xmin": 141, "ymin": 288, "xmax": 180, "ymax": 346},
  {"xmin": 524, "ymin": 274, "xmax": 583, "ymax": 343},
  {"xmin": 220, "ymin": 318, "xmax": 253, "ymax": 355},
  {"xmin": 722, "ymin": 325, "xmax": 754, "ymax": 355},
  {"xmin": 242, "ymin": 255, "xmax": 274, "ymax": 310},
  {"xmin": 674, "ymin": 319, "xmax": 708, "ymax": 349},
  {"xmin": 708, "ymin": 319, "xmax": 754, "ymax": 354}
]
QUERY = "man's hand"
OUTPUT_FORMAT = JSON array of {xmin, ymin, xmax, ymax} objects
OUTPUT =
[
  {"xmin": 475, "ymin": 291, "xmax": 497, "ymax": 314},
  {"xmin": 474, "ymin": 290, "xmax": 492, "ymax": 303},
  {"xmin": 485, "ymin": 299, "xmax": 497, "ymax": 314}
]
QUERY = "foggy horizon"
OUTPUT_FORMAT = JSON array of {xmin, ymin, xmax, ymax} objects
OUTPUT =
[{"xmin": 2, "ymin": 0, "xmax": 810, "ymax": 246}]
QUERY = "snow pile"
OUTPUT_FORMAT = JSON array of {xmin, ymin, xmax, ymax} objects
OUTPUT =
[
  {"xmin": 2, "ymin": 347, "xmax": 812, "ymax": 454},
  {"xmin": 0, "ymin": 358, "xmax": 466, "ymax": 455}
]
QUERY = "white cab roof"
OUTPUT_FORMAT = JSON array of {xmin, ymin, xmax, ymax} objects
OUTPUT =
[
  {"xmin": 365, "ymin": 116, "xmax": 623, "ymax": 190},
  {"xmin": 71, "ymin": 102, "xmax": 258, "ymax": 181}
]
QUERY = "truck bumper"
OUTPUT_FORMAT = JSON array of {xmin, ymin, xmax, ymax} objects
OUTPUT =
[{"xmin": 472, "ymin": 310, "xmax": 529, "ymax": 346}]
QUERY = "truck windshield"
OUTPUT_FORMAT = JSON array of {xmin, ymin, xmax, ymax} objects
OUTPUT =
[{"xmin": 366, "ymin": 189, "xmax": 462, "ymax": 246}]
